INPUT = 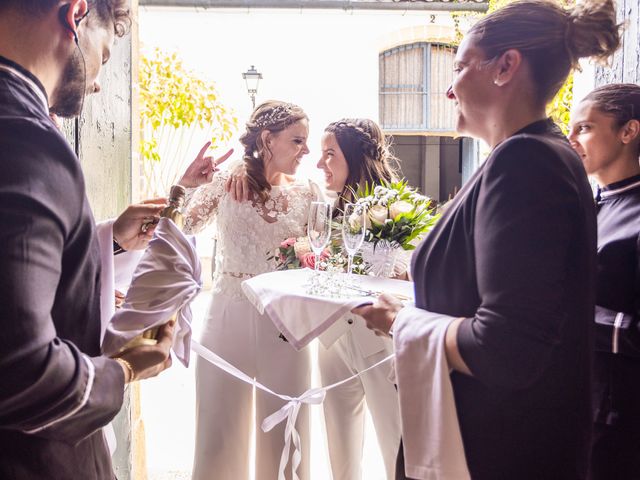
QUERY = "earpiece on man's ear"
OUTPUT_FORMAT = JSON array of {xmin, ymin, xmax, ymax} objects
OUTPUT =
[{"xmin": 58, "ymin": 4, "xmax": 79, "ymax": 45}]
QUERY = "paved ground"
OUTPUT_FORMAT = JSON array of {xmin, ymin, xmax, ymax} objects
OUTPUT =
[{"xmin": 141, "ymin": 290, "xmax": 387, "ymax": 480}]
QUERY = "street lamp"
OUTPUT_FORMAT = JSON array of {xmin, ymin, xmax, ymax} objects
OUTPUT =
[{"xmin": 242, "ymin": 65, "xmax": 262, "ymax": 109}]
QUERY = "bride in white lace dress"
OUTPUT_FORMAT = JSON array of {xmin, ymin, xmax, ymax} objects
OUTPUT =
[{"xmin": 178, "ymin": 101, "xmax": 317, "ymax": 480}]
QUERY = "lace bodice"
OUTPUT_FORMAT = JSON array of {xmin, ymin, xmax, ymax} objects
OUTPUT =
[{"xmin": 183, "ymin": 171, "xmax": 316, "ymax": 298}]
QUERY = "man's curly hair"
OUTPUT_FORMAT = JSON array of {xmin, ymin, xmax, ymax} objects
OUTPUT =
[
  {"xmin": 91, "ymin": 0, "xmax": 131, "ymax": 37},
  {"xmin": 0, "ymin": 1, "xmax": 131, "ymax": 37}
]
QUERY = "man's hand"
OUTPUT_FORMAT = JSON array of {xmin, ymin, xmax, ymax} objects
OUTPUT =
[
  {"xmin": 178, "ymin": 142, "xmax": 233, "ymax": 188},
  {"xmin": 117, "ymin": 321, "xmax": 175, "ymax": 382},
  {"xmin": 351, "ymin": 293, "xmax": 403, "ymax": 337},
  {"xmin": 115, "ymin": 290, "xmax": 125, "ymax": 309},
  {"xmin": 113, "ymin": 199, "xmax": 167, "ymax": 251}
]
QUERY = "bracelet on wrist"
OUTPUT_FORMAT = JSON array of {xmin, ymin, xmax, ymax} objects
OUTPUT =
[
  {"xmin": 115, "ymin": 357, "xmax": 136, "ymax": 383},
  {"xmin": 113, "ymin": 236, "xmax": 126, "ymax": 256}
]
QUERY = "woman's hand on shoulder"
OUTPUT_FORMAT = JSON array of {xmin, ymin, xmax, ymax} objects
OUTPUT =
[
  {"xmin": 225, "ymin": 164, "xmax": 251, "ymax": 202},
  {"xmin": 178, "ymin": 141, "xmax": 233, "ymax": 188}
]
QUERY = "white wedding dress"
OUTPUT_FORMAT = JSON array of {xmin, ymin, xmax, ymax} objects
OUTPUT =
[{"xmin": 183, "ymin": 171, "xmax": 316, "ymax": 480}]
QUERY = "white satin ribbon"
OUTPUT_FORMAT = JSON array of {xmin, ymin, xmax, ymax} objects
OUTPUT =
[
  {"xmin": 191, "ymin": 339, "xmax": 394, "ymax": 480},
  {"xmin": 262, "ymin": 387, "xmax": 326, "ymax": 480}
]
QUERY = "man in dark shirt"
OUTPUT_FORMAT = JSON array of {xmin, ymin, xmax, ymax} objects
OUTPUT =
[{"xmin": 0, "ymin": 1, "xmax": 174, "ymax": 478}]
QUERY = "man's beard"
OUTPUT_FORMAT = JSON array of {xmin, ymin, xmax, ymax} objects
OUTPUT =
[{"xmin": 50, "ymin": 49, "xmax": 86, "ymax": 118}]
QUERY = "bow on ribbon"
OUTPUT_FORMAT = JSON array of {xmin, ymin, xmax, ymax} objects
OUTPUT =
[
  {"xmin": 191, "ymin": 339, "xmax": 394, "ymax": 480},
  {"xmin": 261, "ymin": 388, "xmax": 326, "ymax": 480}
]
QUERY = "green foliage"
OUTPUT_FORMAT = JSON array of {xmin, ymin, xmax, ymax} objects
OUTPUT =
[
  {"xmin": 140, "ymin": 138, "xmax": 160, "ymax": 163},
  {"xmin": 139, "ymin": 48, "xmax": 237, "ymax": 195},
  {"xmin": 487, "ymin": 0, "xmax": 513, "ymax": 13},
  {"xmin": 267, "ymin": 243, "xmax": 302, "ymax": 270},
  {"xmin": 548, "ymin": 72, "xmax": 574, "ymax": 135},
  {"xmin": 139, "ymin": 48, "xmax": 237, "ymax": 140}
]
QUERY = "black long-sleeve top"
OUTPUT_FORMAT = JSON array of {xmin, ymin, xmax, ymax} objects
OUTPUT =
[
  {"xmin": 411, "ymin": 119, "xmax": 597, "ymax": 479},
  {"xmin": 0, "ymin": 55, "xmax": 124, "ymax": 479},
  {"xmin": 592, "ymin": 174, "xmax": 640, "ymax": 429}
]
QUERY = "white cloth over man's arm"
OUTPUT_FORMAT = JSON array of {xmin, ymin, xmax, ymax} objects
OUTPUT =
[
  {"xmin": 102, "ymin": 218, "xmax": 203, "ymax": 366},
  {"xmin": 95, "ymin": 220, "xmax": 144, "ymax": 342},
  {"xmin": 95, "ymin": 219, "xmax": 145, "ymax": 456},
  {"xmin": 394, "ymin": 306, "xmax": 471, "ymax": 480}
]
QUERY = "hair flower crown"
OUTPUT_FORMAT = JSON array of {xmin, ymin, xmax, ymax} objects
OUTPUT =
[{"xmin": 254, "ymin": 103, "xmax": 297, "ymax": 129}]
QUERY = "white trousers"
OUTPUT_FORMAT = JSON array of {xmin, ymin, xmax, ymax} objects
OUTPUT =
[
  {"xmin": 318, "ymin": 328, "xmax": 401, "ymax": 480},
  {"xmin": 192, "ymin": 293, "xmax": 311, "ymax": 480}
]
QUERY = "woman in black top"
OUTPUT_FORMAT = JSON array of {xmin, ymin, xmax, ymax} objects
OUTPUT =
[
  {"xmin": 354, "ymin": 1, "xmax": 621, "ymax": 479},
  {"xmin": 568, "ymin": 83, "xmax": 640, "ymax": 480}
]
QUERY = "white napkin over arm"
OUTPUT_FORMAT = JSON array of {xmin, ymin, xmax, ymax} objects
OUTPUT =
[
  {"xmin": 95, "ymin": 220, "xmax": 144, "ymax": 342},
  {"xmin": 394, "ymin": 306, "xmax": 471, "ymax": 480},
  {"xmin": 101, "ymin": 218, "xmax": 203, "ymax": 366}
]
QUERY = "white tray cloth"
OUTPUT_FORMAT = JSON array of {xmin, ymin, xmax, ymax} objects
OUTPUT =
[{"xmin": 241, "ymin": 269, "xmax": 414, "ymax": 351}]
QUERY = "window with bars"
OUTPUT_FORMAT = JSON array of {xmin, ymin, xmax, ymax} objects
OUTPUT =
[{"xmin": 379, "ymin": 42, "xmax": 457, "ymax": 132}]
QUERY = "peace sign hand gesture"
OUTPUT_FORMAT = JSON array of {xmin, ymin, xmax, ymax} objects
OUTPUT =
[{"xmin": 178, "ymin": 141, "xmax": 234, "ymax": 188}]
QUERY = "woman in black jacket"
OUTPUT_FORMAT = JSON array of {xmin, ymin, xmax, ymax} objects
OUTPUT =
[
  {"xmin": 568, "ymin": 83, "xmax": 640, "ymax": 480},
  {"xmin": 354, "ymin": 1, "xmax": 621, "ymax": 479}
]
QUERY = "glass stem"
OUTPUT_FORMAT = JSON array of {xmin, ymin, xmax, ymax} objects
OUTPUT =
[
  {"xmin": 347, "ymin": 254, "xmax": 353, "ymax": 275},
  {"xmin": 314, "ymin": 253, "xmax": 319, "ymax": 272}
]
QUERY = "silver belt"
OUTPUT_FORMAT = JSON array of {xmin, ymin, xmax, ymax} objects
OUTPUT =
[{"xmin": 221, "ymin": 271, "xmax": 256, "ymax": 279}]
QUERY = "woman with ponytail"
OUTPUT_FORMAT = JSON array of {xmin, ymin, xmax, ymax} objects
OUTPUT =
[
  {"xmin": 568, "ymin": 83, "xmax": 640, "ymax": 479},
  {"xmin": 354, "ymin": 1, "xmax": 621, "ymax": 478},
  {"xmin": 178, "ymin": 100, "xmax": 316, "ymax": 480}
]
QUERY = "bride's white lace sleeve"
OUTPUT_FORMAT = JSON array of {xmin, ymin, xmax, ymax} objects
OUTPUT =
[{"xmin": 182, "ymin": 172, "xmax": 228, "ymax": 235}]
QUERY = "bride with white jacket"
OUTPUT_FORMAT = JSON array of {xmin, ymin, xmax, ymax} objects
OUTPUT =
[{"xmin": 315, "ymin": 118, "xmax": 404, "ymax": 480}]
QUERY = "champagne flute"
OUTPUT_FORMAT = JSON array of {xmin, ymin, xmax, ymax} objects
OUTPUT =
[
  {"xmin": 342, "ymin": 203, "xmax": 366, "ymax": 277},
  {"xmin": 307, "ymin": 201, "xmax": 332, "ymax": 274}
]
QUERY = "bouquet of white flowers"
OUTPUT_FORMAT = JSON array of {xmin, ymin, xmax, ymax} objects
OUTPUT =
[
  {"xmin": 351, "ymin": 180, "xmax": 439, "ymax": 251},
  {"xmin": 347, "ymin": 181, "xmax": 439, "ymax": 277}
]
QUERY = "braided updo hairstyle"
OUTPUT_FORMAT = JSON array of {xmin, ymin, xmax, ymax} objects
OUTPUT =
[
  {"xmin": 239, "ymin": 100, "xmax": 308, "ymax": 203},
  {"xmin": 324, "ymin": 118, "xmax": 399, "ymax": 211}
]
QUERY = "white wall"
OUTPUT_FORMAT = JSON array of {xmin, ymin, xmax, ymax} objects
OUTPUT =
[{"xmin": 573, "ymin": 60, "xmax": 596, "ymax": 106}]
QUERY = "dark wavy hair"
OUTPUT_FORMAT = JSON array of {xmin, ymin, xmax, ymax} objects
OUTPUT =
[
  {"xmin": 0, "ymin": 0, "xmax": 131, "ymax": 37},
  {"xmin": 324, "ymin": 118, "xmax": 399, "ymax": 212}
]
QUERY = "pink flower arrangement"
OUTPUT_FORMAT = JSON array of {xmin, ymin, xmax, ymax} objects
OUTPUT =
[
  {"xmin": 299, "ymin": 250, "xmax": 330, "ymax": 269},
  {"xmin": 269, "ymin": 237, "xmax": 330, "ymax": 271},
  {"xmin": 299, "ymin": 252, "xmax": 316, "ymax": 269},
  {"xmin": 281, "ymin": 237, "xmax": 296, "ymax": 248}
]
